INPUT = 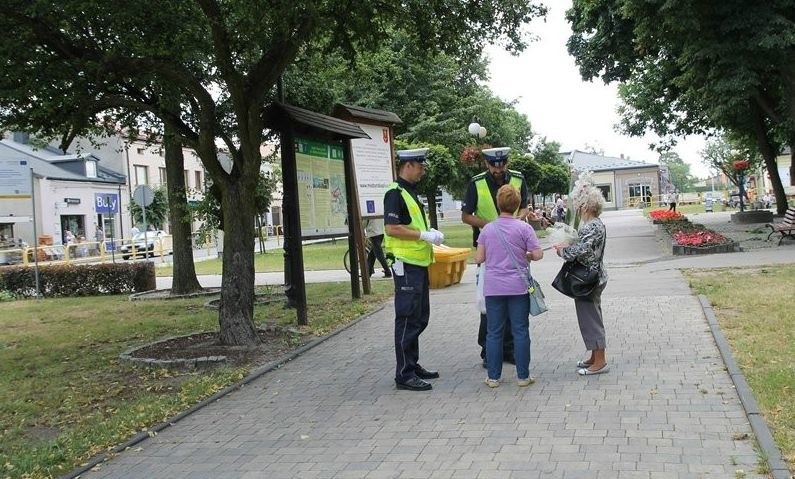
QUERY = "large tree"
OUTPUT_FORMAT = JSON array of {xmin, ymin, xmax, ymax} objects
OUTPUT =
[
  {"xmin": 658, "ymin": 151, "xmax": 696, "ymax": 193},
  {"xmin": 567, "ymin": 0, "xmax": 794, "ymax": 214},
  {"xmin": 284, "ymin": 31, "xmax": 537, "ymax": 198},
  {"xmin": 0, "ymin": 1, "xmax": 546, "ymax": 346}
]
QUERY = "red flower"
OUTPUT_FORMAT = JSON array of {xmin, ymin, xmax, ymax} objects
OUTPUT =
[
  {"xmin": 672, "ymin": 229, "xmax": 728, "ymax": 247},
  {"xmin": 649, "ymin": 209, "xmax": 685, "ymax": 222},
  {"xmin": 732, "ymin": 159, "xmax": 750, "ymax": 171},
  {"xmin": 459, "ymin": 145, "xmax": 482, "ymax": 166}
]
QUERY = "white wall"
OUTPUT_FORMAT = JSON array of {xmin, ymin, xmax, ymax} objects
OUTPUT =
[{"xmin": 37, "ymin": 178, "xmax": 130, "ymax": 244}]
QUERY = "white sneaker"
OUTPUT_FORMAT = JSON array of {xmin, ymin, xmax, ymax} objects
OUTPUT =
[
  {"xmin": 517, "ymin": 377, "xmax": 536, "ymax": 387},
  {"xmin": 484, "ymin": 378, "xmax": 500, "ymax": 388}
]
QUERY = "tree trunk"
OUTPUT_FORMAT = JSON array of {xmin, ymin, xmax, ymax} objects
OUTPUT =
[
  {"xmin": 164, "ymin": 125, "xmax": 202, "ymax": 295},
  {"xmin": 749, "ymin": 99, "xmax": 788, "ymax": 215},
  {"xmin": 218, "ymin": 176, "xmax": 259, "ymax": 346},
  {"xmin": 780, "ymin": 61, "xmax": 795, "ymax": 209}
]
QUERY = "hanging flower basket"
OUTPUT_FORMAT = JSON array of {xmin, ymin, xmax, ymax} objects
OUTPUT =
[
  {"xmin": 732, "ymin": 159, "xmax": 750, "ymax": 171},
  {"xmin": 459, "ymin": 145, "xmax": 482, "ymax": 166}
]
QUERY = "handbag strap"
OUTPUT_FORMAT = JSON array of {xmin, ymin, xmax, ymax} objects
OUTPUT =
[
  {"xmin": 572, "ymin": 218, "xmax": 607, "ymax": 270},
  {"xmin": 493, "ymin": 220, "xmax": 533, "ymax": 289}
]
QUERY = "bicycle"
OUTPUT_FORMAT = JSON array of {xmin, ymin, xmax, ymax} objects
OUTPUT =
[{"xmin": 343, "ymin": 238, "xmax": 372, "ymax": 274}]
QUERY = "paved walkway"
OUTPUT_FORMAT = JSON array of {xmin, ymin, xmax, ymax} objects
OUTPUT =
[{"xmin": 89, "ymin": 209, "xmax": 795, "ymax": 478}]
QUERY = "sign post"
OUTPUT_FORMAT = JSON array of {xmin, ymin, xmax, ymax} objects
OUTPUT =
[{"xmin": 132, "ymin": 185, "xmax": 154, "ymax": 261}]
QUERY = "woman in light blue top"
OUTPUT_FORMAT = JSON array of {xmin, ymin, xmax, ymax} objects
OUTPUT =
[{"xmin": 474, "ymin": 185, "xmax": 544, "ymax": 388}]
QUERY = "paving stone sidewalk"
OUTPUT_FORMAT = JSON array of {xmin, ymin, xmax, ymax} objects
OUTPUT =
[{"xmin": 82, "ymin": 210, "xmax": 791, "ymax": 479}]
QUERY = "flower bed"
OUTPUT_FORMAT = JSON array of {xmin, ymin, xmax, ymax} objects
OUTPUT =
[
  {"xmin": 649, "ymin": 209, "xmax": 685, "ymax": 224},
  {"xmin": 650, "ymin": 213, "xmax": 740, "ymax": 255},
  {"xmin": 672, "ymin": 229, "xmax": 729, "ymax": 247}
]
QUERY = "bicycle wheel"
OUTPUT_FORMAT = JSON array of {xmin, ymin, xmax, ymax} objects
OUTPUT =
[
  {"xmin": 343, "ymin": 249, "xmax": 351, "ymax": 273},
  {"xmin": 343, "ymin": 248, "xmax": 372, "ymax": 276}
]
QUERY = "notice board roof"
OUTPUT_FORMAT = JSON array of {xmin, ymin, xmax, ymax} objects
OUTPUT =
[
  {"xmin": 264, "ymin": 102, "xmax": 371, "ymax": 141},
  {"xmin": 332, "ymin": 104, "xmax": 402, "ymax": 125}
]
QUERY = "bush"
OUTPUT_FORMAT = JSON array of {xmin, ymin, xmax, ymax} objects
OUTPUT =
[{"xmin": 0, "ymin": 262, "xmax": 156, "ymax": 297}]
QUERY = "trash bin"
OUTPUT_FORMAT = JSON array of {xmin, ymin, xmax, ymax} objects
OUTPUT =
[{"xmin": 428, "ymin": 245, "xmax": 471, "ymax": 289}]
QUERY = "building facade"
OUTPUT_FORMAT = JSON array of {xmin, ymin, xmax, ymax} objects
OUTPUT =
[
  {"xmin": 562, "ymin": 150, "xmax": 663, "ymax": 210},
  {"xmin": 0, "ymin": 136, "xmax": 127, "ymax": 246}
]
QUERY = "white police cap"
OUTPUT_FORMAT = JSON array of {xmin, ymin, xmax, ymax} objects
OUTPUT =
[
  {"xmin": 482, "ymin": 147, "xmax": 511, "ymax": 163},
  {"xmin": 396, "ymin": 148, "xmax": 429, "ymax": 163}
]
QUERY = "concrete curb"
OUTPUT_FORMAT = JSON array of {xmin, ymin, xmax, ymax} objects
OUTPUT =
[
  {"xmin": 698, "ymin": 295, "xmax": 791, "ymax": 479},
  {"xmin": 58, "ymin": 304, "xmax": 387, "ymax": 479}
]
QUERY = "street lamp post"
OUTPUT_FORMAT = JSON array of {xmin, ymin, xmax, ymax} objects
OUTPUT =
[{"xmin": 468, "ymin": 116, "xmax": 487, "ymax": 140}]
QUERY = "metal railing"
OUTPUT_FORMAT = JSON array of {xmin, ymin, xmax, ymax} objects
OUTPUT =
[{"xmin": 0, "ymin": 235, "xmax": 175, "ymax": 267}]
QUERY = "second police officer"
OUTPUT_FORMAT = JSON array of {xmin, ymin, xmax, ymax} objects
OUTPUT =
[
  {"xmin": 461, "ymin": 147, "xmax": 533, "ymax": 368},
  {"xmin": 384, "ymin": 148, "xmax": 445, "ymax": 391}
]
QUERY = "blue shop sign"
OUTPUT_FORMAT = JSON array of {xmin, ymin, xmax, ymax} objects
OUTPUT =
[{"xmin": 95, "ymin": 193, "xmax": 119, "ymax": 214}]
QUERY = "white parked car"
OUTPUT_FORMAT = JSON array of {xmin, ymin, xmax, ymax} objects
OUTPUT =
[{"xmin": 120, "ymin": 230, "xmax": 173, "ymax": 259}]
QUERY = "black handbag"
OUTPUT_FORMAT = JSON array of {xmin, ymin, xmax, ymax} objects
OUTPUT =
[
  {"xmin": 552, "ymin": 228, "xmax": 605, "ymax": 299},
  {"xmin": 551, "ymin": 260, "xmax": 599, "ymax": 298}
]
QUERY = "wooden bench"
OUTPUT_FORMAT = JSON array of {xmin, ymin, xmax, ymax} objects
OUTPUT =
[{"xmin": 766, "ymin": 206, "xmax": 795, "ymax": 245}]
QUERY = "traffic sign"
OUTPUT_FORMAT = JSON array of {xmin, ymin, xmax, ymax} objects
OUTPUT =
[{"xmin": 132, "ymin": 185, "xmax": 154, "ymax": 207}]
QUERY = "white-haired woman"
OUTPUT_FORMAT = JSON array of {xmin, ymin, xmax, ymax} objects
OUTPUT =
[{"xmin": 552, "ymin": 184, "xmax": 609, "ymax": 375}]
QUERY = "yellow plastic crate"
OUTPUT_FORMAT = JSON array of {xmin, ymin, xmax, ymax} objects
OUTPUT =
[{"xmin": 428, "ymin": 245, "xmax": 471, "ymax": 289}]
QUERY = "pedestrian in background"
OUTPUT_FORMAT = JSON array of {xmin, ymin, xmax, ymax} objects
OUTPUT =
[
  {"xmin": 365, "ymin": 218, "xmax": 391, "ymax": 278},
  {"xmin": 475, "ymin": 184, "xmax": 543, "ymax": 388},
  {"xmin": 384, "ymin": 148, "xmax": 444, "ymax": 392},
  {"xmin": 555, "ymin": 195, "xmax": 566, "ymax": 222}
]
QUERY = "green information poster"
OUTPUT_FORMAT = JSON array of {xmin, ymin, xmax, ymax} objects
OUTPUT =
[{"xmin": 295, "ymin": 138, "xmax": 348, "ymax": 237}]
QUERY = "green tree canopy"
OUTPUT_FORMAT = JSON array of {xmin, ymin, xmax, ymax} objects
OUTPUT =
[
  {"xmin": 658, "ymin": 152, "xmax": 696, "ymax": 192},
  {"xmin": 0, "ymin": 0, "xmax": 547, "ymax": 345},
  {"xmin": 700, "ymin": 136, "xmax": 763, "ymax": 189},
  {"xmin": 566, "ymin": 0, "xmax": 794, "ymax": 213},
  {"xmin": 129, "ymin": 187, "xmax": 169, "ymax": 229},
  {"xmin": 284, "ymin": 30, "xmax": 537, "ymax": 198}
]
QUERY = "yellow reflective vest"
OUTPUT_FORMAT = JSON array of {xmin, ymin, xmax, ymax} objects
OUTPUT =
[
  {"xmin": 384, "ymin": 182, "xmax": 434, "ymax": 267},
  {"xmin": 473, "ymin": 171, "xmax": 524, "ymax": 221}
]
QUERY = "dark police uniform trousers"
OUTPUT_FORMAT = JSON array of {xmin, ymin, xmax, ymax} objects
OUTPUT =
[{"xmin": 393, "ymin": 262, "xmax": 431, "ymax": 383}]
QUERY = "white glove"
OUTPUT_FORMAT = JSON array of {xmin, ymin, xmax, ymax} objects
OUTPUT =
[
  {"xmin": 430, "ymin": 228, "xmax": 445, "ymax": 245},
  {"xmin": 419, "ymin": 230, "xmax": 444, "ymax": 245}
]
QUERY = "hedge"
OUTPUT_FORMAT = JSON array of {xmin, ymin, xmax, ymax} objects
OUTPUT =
[{"xmin": 0, "ymin": 262, "xmax": 156, "ymax": 297}]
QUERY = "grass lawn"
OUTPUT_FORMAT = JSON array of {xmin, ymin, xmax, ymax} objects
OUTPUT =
[
  {"xmin": 0, "ymin": 281, "xmax": 393, "ymax": 479},
  {"xmin": 157, "ymin": 223, "xmax": 548, "ymax": 276},
  {"xmin": 685, "ymin": 264, "xmax": 795, "ymax": 473}
]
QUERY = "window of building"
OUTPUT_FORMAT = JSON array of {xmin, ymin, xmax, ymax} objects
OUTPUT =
[
  {"xmin": 85, "ymin": 160, "xmax": 97, "ymax": 178},
  {"xmin": 134, "ymin": 165, "xmax": 149, "ymax": 186},
  {"xmin": 597, "ymin": 184, "xmax": 612, "ymax": 202},
  {"xmin": 183, "ymin": 170, "xmax": 190, "ymax": 188},
  {"xmin": 0, "ymin": 223, "xmax": 14, "ymax": 242},
  {"xmin": 195, "ymin": 171, "xmax": 203, "ymax": 192},
  {"xmin": 159, "ymin": 167, "xmax": 167, "ymax": 185},
  {"xmin": 628, "ymin": 183, "xmax": 651, "ymax": 207},
  {"xmin": 136, "ymin": 147, "xmax": 145, "ymax": 154}
]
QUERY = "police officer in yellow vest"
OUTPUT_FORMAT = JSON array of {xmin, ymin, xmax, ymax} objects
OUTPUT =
[
  {"xmin": 461, "ymin": 147, "xmax": 532, "ymax": 368},
  {"xmin": 384, "ymin": 148, "xmax": 445, "ymax": 391}
]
